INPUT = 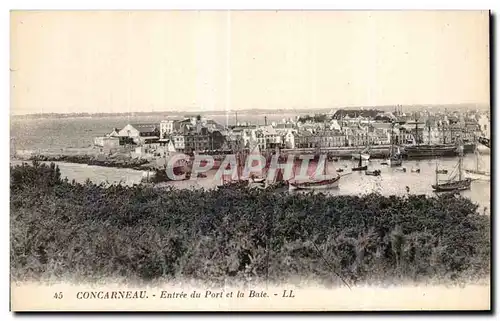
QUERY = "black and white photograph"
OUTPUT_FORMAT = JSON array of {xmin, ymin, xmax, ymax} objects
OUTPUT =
[{"xmin": 9, "ymin": 10, "xmax": 491, "ymax": 311}]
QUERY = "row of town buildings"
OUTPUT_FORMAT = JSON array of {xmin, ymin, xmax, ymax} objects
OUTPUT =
[{"xmin": 94, "ymin": 111, "xmax": 490, "ymax": 157}]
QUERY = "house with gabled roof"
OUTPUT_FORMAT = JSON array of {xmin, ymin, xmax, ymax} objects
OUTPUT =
[{"xmin": 118, "ymin": 123, "xmax": 160, "ymax": 145}]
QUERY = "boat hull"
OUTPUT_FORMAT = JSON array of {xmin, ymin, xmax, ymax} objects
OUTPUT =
[
  {"xmin": 249, "ymin": 177, "xmax": 266, "ymax": 183},
  {"xmin": 352, "ymin": 165, "xmax": 368, "ymax": 171},
  {"xmin": 432, "ymin": 178, "xmax": 472, "ymax": 192},
  {"xmin": 464, "ymin": 169, "xmax": 490, "ymax": 181},
  {"xmin": 289, "ymin": 176, "xmax": 340, "ymax": 190},
  {"xmin": 404, "ymin": 144, "xmax": 458, "ymax": 158}
]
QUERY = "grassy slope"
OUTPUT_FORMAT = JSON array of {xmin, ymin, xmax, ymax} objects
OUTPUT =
[{"xmin": 10, "ymin": 162, "xmax": 490, "ymax": 286}]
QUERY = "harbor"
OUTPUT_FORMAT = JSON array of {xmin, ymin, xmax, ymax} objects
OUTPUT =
[
  {"xmin": 9, "ymin": 11, "xmax": 491, "ymax": 310},
  {"xmin": 11, "ymin": 151, "xmax": 491, "ymax": 214}
]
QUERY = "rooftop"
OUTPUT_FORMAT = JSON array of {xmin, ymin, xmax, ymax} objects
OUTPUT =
[{"xmin": 130, "ymin": 123, "xmax": 159, "ymax": 133}]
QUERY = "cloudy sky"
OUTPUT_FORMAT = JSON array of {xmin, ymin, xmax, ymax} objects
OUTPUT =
[{"xmin": 10, "ymin": 11, "xmax": 489, "ymax": 115}]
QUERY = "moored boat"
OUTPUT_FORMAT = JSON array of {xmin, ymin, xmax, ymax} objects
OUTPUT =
[
  {"xmin": 352, "ymin": 152, "xmax": 368, "ymax": 171},
  {"xmin": 289, "ymin": 174, "xmax": 341, "ymax": 190},
  {"xmin": 365, "ymin": 169, "xmax": 381, "ymax": 176},
  {"xmin": 464, "ymin": 169, "xmax": 490, "ymax": 181},
  {"xmin": 404, "ymin": 144, "xmax": 458, "ymax": 158},
  {"xmin": 432, "ymin": 178, "xmax": 471, "ymax": 192},
  {"xmin": 288, "ymin": 155, "xmax": 350, "ymax": 191},
  {"xmin": 432, "ymin": 140, "xmax": 471, "ymax": 192},
  {"xmin": 464, "ymin": 144, "xmax": 490, "ymax": 181}
]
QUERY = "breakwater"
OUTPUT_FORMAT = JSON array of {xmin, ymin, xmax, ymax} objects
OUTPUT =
[{"xmin": 25, "ymin": 154, "xmax": 151, "ymax": 170}]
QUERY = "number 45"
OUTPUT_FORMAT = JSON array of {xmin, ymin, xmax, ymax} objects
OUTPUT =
[{"xmin": 54, "ymin": 292, "xmax": 63, "ymax": 299}]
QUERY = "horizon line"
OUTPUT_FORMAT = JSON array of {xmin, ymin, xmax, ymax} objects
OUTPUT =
[{"xmin": 10, "ymin": 102, "xmax": 491, "ymax": 118}]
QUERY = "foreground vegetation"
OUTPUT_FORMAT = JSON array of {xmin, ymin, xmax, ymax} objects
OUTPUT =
[{"xmin": 11, "ymin": 162, "xmax": 490, "ymax": 285}]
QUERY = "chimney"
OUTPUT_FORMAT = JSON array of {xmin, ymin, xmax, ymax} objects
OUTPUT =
[{"xmin": 264, "ymin": 116, "xmax": 267, "ymax": 126}]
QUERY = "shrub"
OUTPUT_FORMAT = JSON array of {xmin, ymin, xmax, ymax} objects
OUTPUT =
[{"xmin": 10, "ymin": 163, "xmax": 490, "ymax": 285}]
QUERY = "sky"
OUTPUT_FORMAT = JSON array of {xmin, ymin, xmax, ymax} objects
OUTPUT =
[{"xmin": 10, "ymin": 10, "xmax": 490, "ymax": 115}]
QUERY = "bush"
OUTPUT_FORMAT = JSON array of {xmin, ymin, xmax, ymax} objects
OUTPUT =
[{"xmin": 10, "ymin": 163, "xmax": 490, "ymax": 285}]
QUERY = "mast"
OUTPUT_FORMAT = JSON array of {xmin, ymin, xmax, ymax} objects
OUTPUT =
[
  {"xmin": 435, "ymin": 159, "xmax": 438, "ymax": 186},
  {"xmin": 428, "ymin": 122, "xmax": 431, "ymax": 145},
  {"xmin": 476, "ymin": 150, "xmax": 479, "ymax": 171},
  {"xmin": 414, "ymin": 114, "xmax": 419, "ymax": 146},
  {"xmin": 390, "ymin": 122, "xmax": 394, "ymax": 157},
  {"xmin": 358, "ymin": 153, "xmax": 362, "ymax": 167},
  {"xmin": 458, "ymin": 136, "xmax": 463, "ymax": 181}
]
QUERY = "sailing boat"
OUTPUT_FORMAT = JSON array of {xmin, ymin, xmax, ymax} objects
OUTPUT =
[
  {"xmin": 289, "ymin": 158, "xmax": 345, "ymax": 190},
  {"xmin": 289, "ymin": 135, "xmax": 348, "ymax": 191},
  {"xmin": 432, "ymin": 140, "xmax": 472, "ymax": 192},
  {"xmin": 387, "ymin": 122, "xmax": 403, "ymax": 167},
  {"xmin": 247, "ymin": 144, "xmax": 267, "ymax": 183},
  {"xmin": 352, "ymin": 152, "xmax": 368, "ymax": 171},
  {"xmin": 404, "ymin": 117, "xmax": 456, "ymax": 158},
  {"xmin": 464, "ymin": 145, "xmax": 490, "ymax": 181},
  {"xmin": 352, "ymin": 145, "xmax": 370, "ymax": 160}
]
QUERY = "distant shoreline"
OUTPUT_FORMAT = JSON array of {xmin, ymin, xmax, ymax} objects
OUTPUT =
[{"xmin": 10, "ymin": 103, "xmax": 490, "ymax": 120}]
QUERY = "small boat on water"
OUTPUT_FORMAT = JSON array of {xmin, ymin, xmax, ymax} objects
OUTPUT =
[
  {"xmin": 352, "ymin": 153, "xmax": 368, "ymax": 171},
  {"xmin": 411, "ymin": 168, "xmax": 420, "ymax": 173},
  {"xmin": 395, "ymin": 167, "xmax": 407, "ymax": 173},
  {"xmin": 432, "ymin": 178, "xmax": 472, "ymax": 192},
  {"xmin": 249, "ymin": 176, "xmax": 266, "ymax": 184},
  {"xmin": 289, "ymin": 175, "xmax": 342, "ymax": 190},
  {"xmin": 464, "ymin": 145, "xmax": 490, "ymax": 181},
  {"xmin": 436, "ymin": 169, "xmax": 448, "ymax": 174},
  {"xmin": 464, "ymin": 169, "xmax": 490, "ymax": 181},
  {"xmin": 432, "ymin": 141, "xmax": 471, "ymax": 192},
  {"xmin": 336, "ymin": 168, "xmax": 344, "ymax": 173},
  {"xmin": 288, "ymin": 157, "xmax": 350, "ymax": 191},
  {"xmin": 365, "ymin": 169, "xmax": 381, "ymax": 176},
  {"xmin": 380, "ymin": 161, "xmax": 388, "ymax": 165}
]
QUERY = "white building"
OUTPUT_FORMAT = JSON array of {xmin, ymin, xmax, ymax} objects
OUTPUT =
[
  {"xmin": 160, "ymin": 120, "xmax": 175, "ymax": 138},
  {"xmin": 117, "ymin": 123, "xmax": 160, "ymax": 145},
  {"xmin": 477, "ymin": 114, "xmax": 490, "ymax": 138},
  {"xmin": 171, "ymin": 135, "xmax": 185, "ymax": 151},
  {"xmin": 276, "ymin": 129, "xmax": 297, "ymax": 149},
  {"xmin": 257, "ymin": 125, "xmax": 281, "ymax": 149}
]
